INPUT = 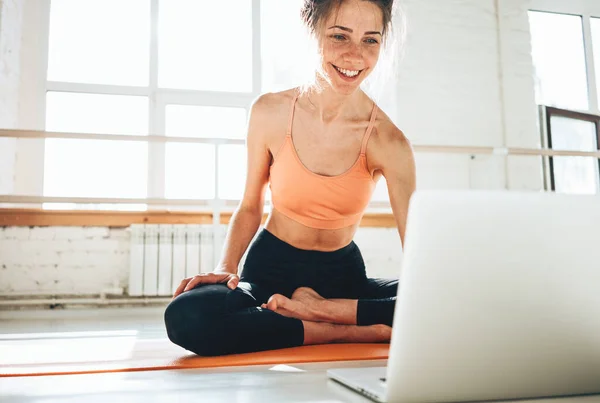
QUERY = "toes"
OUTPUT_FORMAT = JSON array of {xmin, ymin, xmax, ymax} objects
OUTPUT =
[
  {"xmin": 266, "ymin": 297, "xmax": 278, "ymax": 311},
  {"xmin": 263, "ymin": 294, "xmax": 286, "ymax": 311}
]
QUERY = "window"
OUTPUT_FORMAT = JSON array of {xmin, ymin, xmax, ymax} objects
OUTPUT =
[
  {"xmin": 164, "ymin": 105, "xmax": 247, "ymax": 200},
  {"xmin": 47, "ymin": 0, "xmax": 150, "ymax": 86},
  {"xmin": 46, "ymin": 92, "xmax": 149, "ymax": 136},
  {"xmin": 528, "ymin": 5, "xmax": 600, "ymax": 194},
  {"xmin": 546, "ymin": 112, "xmax": 600, "ymax": 194},
  {"xmin": 44, "ymin": 92, "xmax": 149, "ymax": 210},
  {"xmin": 41, "ymin": 0, "xmax": 394, "ymax": 211},
  {"xmin": 592, "ymin": 18, "xmax": 600, "ymax": 107},
  {"xmin": 165, "ymin": 106, "xmax": 247, "ymax": 141},
  {"xmin": 528, "ymin": 11, "xmax": 589, "ymax": 111},
  {"xmin": 45, "ymin": 0, "xmax": 151, "ymax": 210},
  {"xmin": 158, "ymin": 0, "xmax": 253, "ymax": 92},
  {"xmin": 260, "ymin": 0, "xmax": 315, "ymax": 93}
]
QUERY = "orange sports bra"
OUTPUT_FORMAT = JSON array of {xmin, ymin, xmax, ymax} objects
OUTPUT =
[{"xmin": 268, "ymin": 93, "xmax": 377, "ymax": 230}]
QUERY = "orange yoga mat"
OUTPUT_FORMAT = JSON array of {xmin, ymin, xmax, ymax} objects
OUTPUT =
[{"xmin": 0, "ymin": 335, "xmax": 389, "ymax": 377}]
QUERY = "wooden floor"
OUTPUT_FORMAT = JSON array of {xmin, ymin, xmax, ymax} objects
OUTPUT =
[
  {"xmin": 1, "ymin": 361, "xmax": 386, "ymax": 403},
  {"xmin": 1, "ymin": 307, "xmax": 599, "ymax": 403}
]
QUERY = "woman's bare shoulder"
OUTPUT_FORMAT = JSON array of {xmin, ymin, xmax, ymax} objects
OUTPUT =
[
  {"xmin": 367, "ymin": 107, "xmax": 413, "ymax": 169},
  {"xmin": 247, "ymin": 88, "xmax": 299, "ymax": 144},
  {"xmin": 372, "ymin": 108, "xmax": 409, "ymax": 145},
  {"xmin": 252, "ymin": 88, "xmax": 298, "ymax": 116}
]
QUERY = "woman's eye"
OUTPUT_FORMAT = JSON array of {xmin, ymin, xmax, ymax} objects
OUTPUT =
[
  {"xmin": 332, "ymin": 34, "xmax": 346, "ymax": 41},
  {"xmin": 364, "ymin": 38, "xmax": 379, "ymax": 45}
]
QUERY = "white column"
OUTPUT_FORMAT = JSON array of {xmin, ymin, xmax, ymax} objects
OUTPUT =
[
  {"xmin": 147, "ymin": 0, "xmax": 165, "ymax": 209},
  {"xmin": 0, "ymin": 0, "xmax": 23, "ymax": 198},
  {"xmin": 13, "ymin": 0, "xmax": 50, "ymax": 206},
  {"xmin": 496, "ymin": 0, "xmax": 544, "ymax": 191}
]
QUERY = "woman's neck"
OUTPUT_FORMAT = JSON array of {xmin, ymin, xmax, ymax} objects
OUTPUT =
[{"xmin": 305, "ymin": 78, "xmax": 365, "ymax": 124}]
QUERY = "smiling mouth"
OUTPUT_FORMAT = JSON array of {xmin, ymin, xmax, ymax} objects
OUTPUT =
[{"xmin": 332, "ymin": 64, "xmax": 364, "ymax": 78}]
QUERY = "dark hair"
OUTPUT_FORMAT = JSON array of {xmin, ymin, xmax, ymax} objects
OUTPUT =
[{"xmin": 300, "ymin": 0, "xmax": 394, "ymax": 40}]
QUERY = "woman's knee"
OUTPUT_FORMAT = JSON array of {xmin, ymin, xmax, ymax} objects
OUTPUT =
[
  {"xmin": 163, "ymin": 283, "xmax": 259, "ymax": 356},
  {"xmin": 164, "ymin": 284, "xmax": 230, "ymax": 353}
]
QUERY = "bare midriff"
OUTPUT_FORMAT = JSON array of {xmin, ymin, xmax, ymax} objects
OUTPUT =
[{"xmin": 264, "ymin": 208, "xmax": 359, "ymax": 252}]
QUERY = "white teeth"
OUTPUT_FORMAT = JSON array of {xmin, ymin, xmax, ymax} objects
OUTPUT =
[{"xmin": 335, "ymin": 66, "xmax": 360, "ymax": 77}]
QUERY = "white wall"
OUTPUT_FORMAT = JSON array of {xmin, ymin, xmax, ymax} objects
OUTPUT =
[
  {"xmin": 0, "ymin": 0, "xmax": 541, "ymax": 297},
  {"xmin": 0, "ymin": 0, "xmax": 20, "ymax": 196},
  {"xmin": 397, "ymin": 0, "xmax": 541, "ymax": 191},
  {"xmin": 0, "ymin": 227, "xmax": 131, "ymax": 296},
  {"xmin": 0, "ymin": 226, "xmax": 402, "ymax": 296},
  {"xmin": 0, "ymin": 0, "xmax": 46, "ymax": 199}
]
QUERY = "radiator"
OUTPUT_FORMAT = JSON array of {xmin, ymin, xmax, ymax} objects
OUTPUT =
[{"xmin": 128, "ymin": 224, "xmax": 216, "ymax": 297}]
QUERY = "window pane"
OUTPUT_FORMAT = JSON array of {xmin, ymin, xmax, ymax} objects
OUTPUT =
[
  {"xmin": 552, "ymin": 157, "xmax": 599, "ymax": 194},
  {"xmin": 158, "ymin": 0, "xmax": 252, "ymax": 92},
  {"xmin": 166, "ymin": 105, "xmax": 247, "ymax": 139},
  {"xmin": 46, "ymin": 92, "xmax": 149, "ymax": 135},
  {"xmin": 48, "ymin": 0, "xmax": 149, "ymax": 86},
  {"xmin": 165, "ymin": 144, "xmax": 215, "ymax": 199},
  {"xmin": 261, "ymin": 0, "xmax": 316, "ymax": 92},
  {"xmin": 528, "ymin": 12, "xmax": 588, "ymax": 110},
  {"xmin": 550, "ymin": 116, "xmax": 598, "ymax": 151},
  {"xmin": 218, "ymin": 145, "xmax": 246, "ymax": 200},
  {"xmin": 592, "ymin": 18, "xmax": 600, "ymax": 108},
  {"xmin": 44, "ymin": 92, "xmax": 149, "ymax": 206},
  {"xmin": 44, "ymin": 139, "xmax": 148, "ymax": 198},
  {"xmin": 549, "ymin": 116, "xmax": 599, "ymax": 194}
]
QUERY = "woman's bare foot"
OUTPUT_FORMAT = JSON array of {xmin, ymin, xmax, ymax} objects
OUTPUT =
[
  {"xmin": 302, "ymin": 321, "xmax": 392, "ymax": 345},
  {"xmin": 261, "ymin": 287, "xmax": 325, "ymax": 322},
  {"xmin": 261, "ymin": 287, "xmax": 358, "ymax": 325}
]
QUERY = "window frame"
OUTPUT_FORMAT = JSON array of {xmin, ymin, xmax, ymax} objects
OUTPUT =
[
  {"xmin": 40, "ymin": 0, "xmax": 262, "ymax": 212},
  {"xmin": 541, "ymin": 106, "xmax": 600, "ymax": 192},
  {"xmin": 529, "ymin": 0, "xmax": 600, "ymax": 115},
  {"xmin": 529, "ymin": 0, "xmax": 600, "ymax": 193}
]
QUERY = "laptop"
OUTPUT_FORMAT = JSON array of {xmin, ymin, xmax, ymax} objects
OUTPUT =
[{"xmin": 328, "ymin": 189, "xmax": 600, "ymax": 403}]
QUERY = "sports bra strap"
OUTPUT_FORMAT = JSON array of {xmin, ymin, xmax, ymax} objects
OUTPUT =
[
  {"xmin": 360, "ymin": 102, "xmax": 378, "ymax": 155},
  {"xmin": 288, "ymin": 93, "xmax": 377, "ymax": 151},
  {"xmin": 286, "ymin": 92, "xmax": 300, "ymax": 136}
]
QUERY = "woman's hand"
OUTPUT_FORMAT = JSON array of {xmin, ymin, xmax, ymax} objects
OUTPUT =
[{"xmin": 172, "ymin": 269, "xmax": 240, "ymax": 298}]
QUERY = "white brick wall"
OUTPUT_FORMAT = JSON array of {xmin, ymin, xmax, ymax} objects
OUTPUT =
[
  {"xmin": 0, "ymin": 0, "xmax": 543, "ymax": 297},
  {"xmin": 398, "ymin": 0, "xmax": 540, "ymax": 192},
  {"xmin": 398, "ymin": 0, "xmax": 504, "ymax": 148},
  {"xmin": 0, "ymin": 226, "xmax": 130, "ymax": 296},
  {"xmin": 0, "ymin": 225, "xmax": 402, "ymax": 296}
]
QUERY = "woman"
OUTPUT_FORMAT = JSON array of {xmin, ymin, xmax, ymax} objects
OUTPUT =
[{"xmin": 164, "ymin": 0, "xmax": 416, "ymax": 357}]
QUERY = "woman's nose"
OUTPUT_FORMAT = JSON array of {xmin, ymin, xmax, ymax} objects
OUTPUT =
[{"xmin": 343, "ymin": 42, "xmax": 363, "ymax": 63}]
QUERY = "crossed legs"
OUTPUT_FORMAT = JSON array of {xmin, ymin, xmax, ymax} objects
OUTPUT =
[
  {"xmin": 263, "ymin": 278, "xmax": 398, "ymax": 344},
  {"xmin": 164, "ymin": 278, "xmax": 398, "ymax": 356}
]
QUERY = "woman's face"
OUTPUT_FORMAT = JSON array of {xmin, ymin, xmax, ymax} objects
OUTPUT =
[{"xmin": 316, "ymin": 0, "xmax": 384, "ymax": 94}]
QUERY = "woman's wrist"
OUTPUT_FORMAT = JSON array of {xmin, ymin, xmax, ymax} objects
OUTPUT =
[{"xmin": 215, "ymin": 263, "xmax": 239, "ymax": 275}]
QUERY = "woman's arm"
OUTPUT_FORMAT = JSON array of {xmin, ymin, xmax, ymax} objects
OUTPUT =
[
  {"xmin": 377, "ymin": 126, "xmax": 417, "ymax": 247},
  {"xmin": 175, "ymin": 95, "xmax": 277, "ymax": 296},
  {"xmin": 217, "ymin": 95, "xmax": 275, "ymax": 273}
]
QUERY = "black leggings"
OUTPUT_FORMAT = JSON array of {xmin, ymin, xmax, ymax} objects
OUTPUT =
[{"xmin": 164, "ymin": 229, "xmax": 398, "ymax": 356}]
